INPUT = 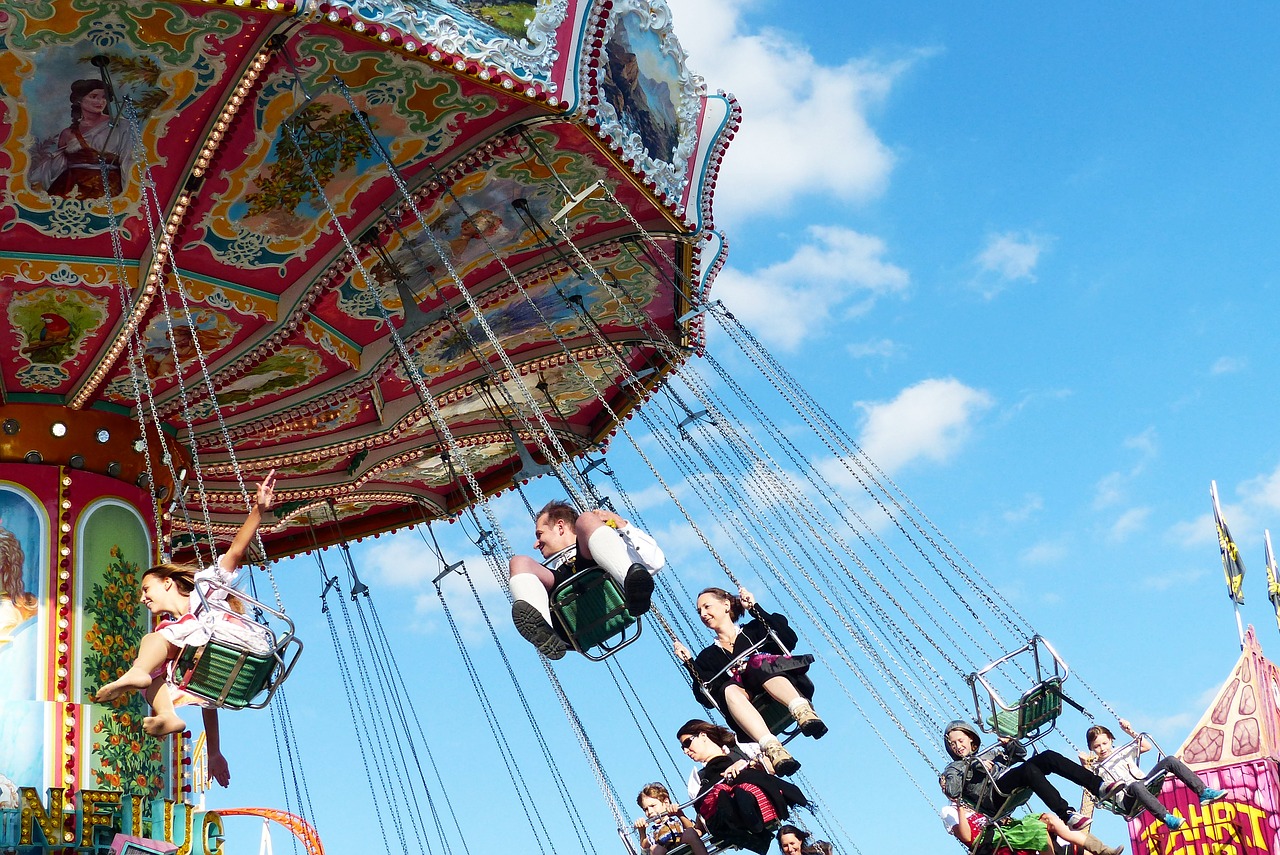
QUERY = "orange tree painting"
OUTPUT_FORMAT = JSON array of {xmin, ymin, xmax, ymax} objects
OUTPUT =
[
  {"xmin": 245, "ymin": 102, "xmax": 378, "ymax": 217},
  {"xmin": 84, "ymin": 546, "xmax": 163, "ymax": 795}
]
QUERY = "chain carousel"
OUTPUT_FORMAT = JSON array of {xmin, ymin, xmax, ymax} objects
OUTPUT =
[
  {"xmin": 10, "ymin": 4, "xmax": 1274, "ymax": 855},
  {"xmin": 0, "ymin": 0, "xmax": 735, "ymax": 850}
]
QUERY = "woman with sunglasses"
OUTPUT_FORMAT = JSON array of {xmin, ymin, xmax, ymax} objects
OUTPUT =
[
  {"xmin": 674, "ymin": 586, "xmax": 823, "ymax": 776},
  {"xmin": 676, "ymin": 719, "xmax": 808, "ymax": 855}
]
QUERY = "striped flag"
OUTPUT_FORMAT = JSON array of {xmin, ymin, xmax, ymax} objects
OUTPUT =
[
  {"xmin": 1267, "ymin": 530, "xmax": 1280, "ymax": 631},
  {"xmin": 1212, "ymin": 481, "xmax": 1246, "ymax": 605}
]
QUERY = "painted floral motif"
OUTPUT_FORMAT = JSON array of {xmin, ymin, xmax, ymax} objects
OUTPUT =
[
  {"xmin": 244, "ymin": 102, "xmax": 378, "ymax": 219},
  {"xmin": 85, "ymin": 546, "xmax": 163, "ymax": 797}
]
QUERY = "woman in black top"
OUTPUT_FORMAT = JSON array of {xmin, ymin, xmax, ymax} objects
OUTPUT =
[
  {"xmin": 678, "ymin": 719, "xmax": 808, "ymax": 855},
  {"xmin": 674, "ymin": 587, "xmax": 826, "ymax": 776}
]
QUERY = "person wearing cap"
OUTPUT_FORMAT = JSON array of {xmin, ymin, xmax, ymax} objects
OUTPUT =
[{"xmin": 940, "ymin": 720, "xmax": 1121, "ymax": 833}]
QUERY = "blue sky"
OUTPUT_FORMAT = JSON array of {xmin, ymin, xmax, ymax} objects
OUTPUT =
[{"xmin": 206, "ymin": 3, "xmax": 1280, "ymax": 853}]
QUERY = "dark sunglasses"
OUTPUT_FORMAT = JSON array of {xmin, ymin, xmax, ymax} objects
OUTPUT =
[{"xmin": 680, "ymin": 736, "xmax": 694, "ymax": 749}]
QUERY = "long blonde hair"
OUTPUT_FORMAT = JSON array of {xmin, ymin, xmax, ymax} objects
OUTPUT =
[
  {"xmin": 0, "ymin": 524, "xmax": 36, "ymax": 610},
  {"xmin": 144, "ymin": 562, "xmax": 246, "ymax": 614}
]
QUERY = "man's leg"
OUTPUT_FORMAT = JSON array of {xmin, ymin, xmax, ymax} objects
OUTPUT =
[
  {"xmin": 577, "ymin": 514, "xmax": 653, "ymax": 615},
  {"xmin": 509, "ymin": 556, "xmax": 566, "ymax": 659}
]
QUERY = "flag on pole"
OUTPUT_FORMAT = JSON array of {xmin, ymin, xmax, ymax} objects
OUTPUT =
[
  {"xmin": 1212, "ymin": 480, "xmax": 1246, "ymax": 605},
  {"xmin": 1266, "ymin": 530, "xmax": 1280, "ymax": 631}
]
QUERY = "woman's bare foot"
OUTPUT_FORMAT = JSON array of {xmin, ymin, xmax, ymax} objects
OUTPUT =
[
  {"xmin": 143, "ymin": 712, "xmax": 186, "ymax": 737},
  {"xmin": 95, "ymin": 667, "xmax": 152, "ymax": 702}
]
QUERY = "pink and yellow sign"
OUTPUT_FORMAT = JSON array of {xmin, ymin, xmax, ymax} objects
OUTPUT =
[{"xmin": 1131, "ymin": 760, "xmax": 1280, "ymax": 855}]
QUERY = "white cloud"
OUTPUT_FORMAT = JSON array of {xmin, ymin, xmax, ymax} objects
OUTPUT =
[
  {"xmin": 972, "ymin": 231, "xmax": 1050, "ymax": 298},
  {"xmin": 1167, "ymin": 511, "xmax": 1217, "ymax": 550},
  {"xmin": 853, "ymin": 377, "xmax": 994, "ymax": 472},
  {"xmin": 846, "ymin": 337, "xmax": 900, "ymax": 359},
  {"xmin": 716, "ymin": 225, "xmax": 909, "ymax": 349},
  {"xmin": 1003, "ymin": 494, "xmax": 1043, "ymax": 524},
  {"xmin": 666, "ymin": 0, "xmax": 919, "ymax": 222},
  {"xmin": 1108, "ymin": 506, "xmax": 1151, "ymax": 541},
  {"xmin": 1211, "ymin": 356, "xmax": 1247, "ymax": 375},
  {"xmin": 1241, "ymin": 462, "xmax": 1280, "ymax": 511},
  {"xmin": 1093, "ymin": 427, "xmax": 1159, "ymax": 509},
  {"xmin": 1140, "ymin": 565, "xmax": 1207, "ymax": 592},
  {"xmin": 1020, "ymin": 540, "xmax": 1067, "ymax": 565},
  {"xmin": 362, "ymin": 533, "xmax": 442, "ymax": 588},
  {"xmin": 1124, "ymin": 427, "xmax": 1159, "ymax": 458}
]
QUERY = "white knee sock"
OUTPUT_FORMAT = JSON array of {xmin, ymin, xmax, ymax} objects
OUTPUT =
[
  {"xmin": 586, "ymin": 526, "xmax": 635, "ymax": 584},
  {"xmin": 509, "ymin": 573, "xmax": 553, "ymax": 624},
  {"xmin": 788, "ymin": 697, "xmax": 811, "ymax": 713}
]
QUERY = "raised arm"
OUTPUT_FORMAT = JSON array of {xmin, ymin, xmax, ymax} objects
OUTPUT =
[
  {"xmin": 739, "ymin": 588, "xmax": 799, "ymax": 650},
  {"xmin": 1118, "ymin": 718, "xmax": 1154, "ymax": 753},
  {"xmin": 221, "ymin": 470, "xmax": 276, "ymax": 573}
]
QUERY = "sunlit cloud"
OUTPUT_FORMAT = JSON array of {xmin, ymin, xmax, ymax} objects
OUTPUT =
[
  {"xmin": 846, "ymin": 337, "xmax": 901, "ymax": 360},
  {"xmin": 667, "ymin": 0, "xmax": 927, "ymax": 223},
  {"xmin": 1241, "ymin": 462, "xmax": 1280, "ymax": 511},
  {"xmin": 1020, "ymin": 540, "xmax": 1067, "ymax": 565},
  {"xmin": 1108, "ymin": 506, "xmax": 1152, "ymax": 542},
  {"xmin": 715, "ymin": 225, "xmax": 909, "ymax": 350},
  {"xmin": 1093, "ymin": 427, "xmax": 1159, "ymax": 509},
  {"xmin": 971, "ymin": 231, "xmax": 1051, "ymax": 298},
  {"xmin": 1003, "ymin": 494, "xmax": 1043, "ymax": 524},
  {"xmin": 853, "ymin": 377, "xmax": 994, "ymax": 472},
  {"xmin": 1211, "ymin": 356, "xmax": 1247, "ymax": 375},
  {"xmin": 1139, "ymin": 565, "xmax": 1208, "ymax": 592}
]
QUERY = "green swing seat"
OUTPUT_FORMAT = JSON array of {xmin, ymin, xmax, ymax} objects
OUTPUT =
[
  {"xmin": 549, "ymin": 566, "xmax": 642, "ymax": 661},
  {"xmin": 753, "ymin": 695, "xmax": 795, "ymax": 736},
  {"xmin": 971, "ymin": 635, "xmax": 1077, "ymax": 743},
  {"xmin": 171, "ymin": 581, "xmax": 303, "ymax": 710},
  {"xmin": 987, "ymin": 677, "xmax": 1065, "ymax": 740},
  {"xmin": 1094, "ymin": 734, "xmax": 1170, "ymax": 820}
]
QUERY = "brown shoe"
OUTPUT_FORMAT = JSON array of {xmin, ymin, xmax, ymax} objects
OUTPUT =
[
  {"xmin": 791, "ymin": 701, "xmax": 828, "ymax": 739},
  {"xmin": 512, "ymin": 601, "xmax": 567, "ymax": 660},
  {"xmin": 762, "ymin": 741, "xmax": 800, "ymax": 777}
]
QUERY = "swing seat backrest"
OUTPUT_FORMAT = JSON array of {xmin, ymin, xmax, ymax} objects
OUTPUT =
[
  {"xmin": 667, "ymin": 833, "xmax": 734, "ymax": 855},
  {"xmin": 753, "ymin": 695, "xmax": 795, "ymax": 737},
  {"xmin": 550, "ymin": 566, "xmax": 641, "ymax": 661},
  {"xmin": 1095, "ymin": 736, "xmax": 1166, "ymax": 820},
  {"xmin": 174, "ymin": 580, "xmax": 304, "ymax": 710},
  {"xmin": 1016, "ymin": 677, "xmax": 1063, "ymax": 739},
  {"xmin": 174, "ymin": 641, "xmax": 277, "ymax": 709},
  {"xmin": 972, "ymin": 790, "xmax": 1034, "ymax": 855}
]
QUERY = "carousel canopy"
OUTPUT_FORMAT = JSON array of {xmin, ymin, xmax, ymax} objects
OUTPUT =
[{"xmin": 0, "ymin": 0, "xmax": 737, "ymax": 557}]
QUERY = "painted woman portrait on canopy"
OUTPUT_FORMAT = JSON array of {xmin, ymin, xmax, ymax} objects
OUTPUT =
[{"xmin": 28, "ymin": 77, "xmax": 135, "ymax": 200}]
